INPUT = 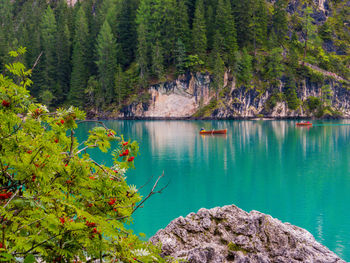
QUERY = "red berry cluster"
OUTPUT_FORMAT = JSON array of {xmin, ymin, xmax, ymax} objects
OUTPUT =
[
  {"xmin": 55, "ymin": 119, "xmax": 65, "ymax": 126},
  {"xmin": 2, "ymin": 100, "xmax": 10, "ymax": 107},
  {"xmin": 32, "ymin": 174, "xmax": 36, "ymax": 182},
  {"xmin": 108, "ymin": 198, "xmax": 116, "ymax": 206},
  {"xmin": 0, "ymin": 242, "xmax": 5, "ymax": 249},
  {"xmin": 59, "ymin": 217, "xmax": 65, "ymax": 224},
  {"xmin": 107, "ymin": 131, "xmax": 115, "ymax": 137},
  {"xmin": 119, "ymin": 149, "xmax": 129, "ymax": 157},
  {"xmin": 127, "ymin": 156, "xmax": 134, "ymax": 162},
  {"xmin": 0, "ymin": 190, "xmax": 12, "ymax": 200},
  {"xmin": 122, "ymin": 142, "xmax": 128, "ymax": 146},
  {"xmin": 32, "ymin": 108, "xmax": 43, "ymax": 118},
  {"xmin": 86, "ymin": 221, "xmax": 96, "ymax": 228}
]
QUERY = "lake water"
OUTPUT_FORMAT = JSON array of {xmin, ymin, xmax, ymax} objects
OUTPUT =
[{"xmin": 76, "ymin": 120, "xmax": 350, "ymax": 260}]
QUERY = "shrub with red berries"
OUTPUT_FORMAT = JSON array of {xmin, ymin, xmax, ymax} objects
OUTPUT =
[{"xmin": 0, "ymin": 49, "xmax": 166, "ymax": 262}]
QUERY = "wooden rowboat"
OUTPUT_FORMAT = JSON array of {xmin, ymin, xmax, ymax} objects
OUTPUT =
[
  {"xmin": 296, "ymin": 122, "xmax": 312, "ymax": 127},
  {"xmin": 199, "ymin": 129, "xmax": 227, "ymax": 135}
]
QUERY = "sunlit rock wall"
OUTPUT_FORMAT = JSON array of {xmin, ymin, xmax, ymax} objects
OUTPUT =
[{"xmin": 118, "ymin": 72, "xmax": 350, "ymax": 119}]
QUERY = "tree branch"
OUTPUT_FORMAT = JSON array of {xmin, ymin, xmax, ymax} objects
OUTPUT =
[
  {"xmin": 116, "ymin": 173, "xmax": 168, "ymax": 220},
  {"xmin": 31, "ymin": 51, "xmax": 43, "ymax": 71}
]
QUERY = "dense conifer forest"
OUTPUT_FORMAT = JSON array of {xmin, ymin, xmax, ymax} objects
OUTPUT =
[{"xmin": 0, "ymin": 0, "xmax": 349, "ymax": 112}]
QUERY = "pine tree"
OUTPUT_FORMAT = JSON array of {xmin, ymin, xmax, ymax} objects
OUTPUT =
[
  {"xmin": 265, "ymin": 47, "xmax": 284, "ymax": 86},
  {"xmin": 40, "ymin": 6, "xmax": 58, "ymax": 95},
  {"xmin": 0, "ymin": 0, "xmax": 13, "ymax": 70},
  {"xmin": 205, "ymin": 4, "xmax": 215, "ymax": 50},
  {"xmin": 284, "ymin": 73, "xmax": 300, "ymax": 110},
  {"xmin": 69, "ymin": 7, "xmax": 90, "ymax": 107},
  {"xmin": 212, "ymin": 53, "xmax": 225, "ymax": 95},
  {"xmin": 272, "ymin": 0, "xmax": 288, "ymax": 46},
  {"xmin": 192, "ymin": 0, "xmax": 207, "ymax": 62},
  {"xmin": 251, "ymin": 0, "xmax": 268, "ymax": 53},
  {"xmin": 115, "ymin": 64, "xmax": 127, "ymax": 106},
  {"xmin": 215, "ymin": 0, "xmax": 237, "ymax": 67},
  {"xmin": 175, "ymin": 0, "xmax": 191, "ymax": 51},
  {"xmin": 175, "ymin": 38, "xmax": 186, "ymax": 75},
  {"xmin": 56, "ymin": 0, "xmax": 71, "ymax": 101},
  {"xmin": 96, "ymin": 20, "xmax": 117, "ymax": 105},
  {"xmin": 161, "ymin": 0, "xmax": 177, "ymax": 64},
  {"xmin": 232, "ymin": 0, "xmax": 254, "ymax": 48},
  {"xmin": 116, "ymin": 0, "xmax": 138, "ymax": 67},
  {"xmin": 152, "ymin": 40, "xmax": 165, "ymax": 80},
  {"xmin": 301, "ymin": 6, "xmax": 321, "ymax": 63},
  {"xmin": 136, "ymin": 1, "xmax": 150, "ymax": 87},
  {"xmin": 235, "ymin": 48, "xmax": 253, "ymax": 85}
]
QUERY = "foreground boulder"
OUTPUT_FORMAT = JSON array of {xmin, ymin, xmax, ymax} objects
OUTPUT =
[{"xmin": 150, "ymin": 205, "xmax": 345, "ymax": 263}]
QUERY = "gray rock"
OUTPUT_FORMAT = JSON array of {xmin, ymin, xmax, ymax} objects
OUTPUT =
[{"xmin": 150, "ymin": 205, "xmax": 346, "ymax": 263}]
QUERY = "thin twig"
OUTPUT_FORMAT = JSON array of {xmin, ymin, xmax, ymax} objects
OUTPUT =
[
  {"xmin": 15, "ymin": 217, "xmax": 47, "ymax": 233},
  {"xmin": 3, "ymin": 187, "xmax": 20, "ymax": 209},
  {"xmin": 116, "ymin": 173, "xmax": 168, "ymax": 220},
  {"xmin": 138, "ymin": 174, "xmax": 154, "ymax": 191},
  {"xmin": 76, "ymin": 144, "xmax": 97, "ymax": 155},
  {"xmin": 76, "ymin": 120, "xmax": 109, "ymax": 130},
  {"xmin": 31, "ymin": 51, "xmax": 43, "ymax": 71},
  {"xmin": 13, "ymin": 229, "xmax": 83, "ymax": 255},
  {"xmin": 131, "ymin": 176, "xmax": 169, "ymax": 215}
]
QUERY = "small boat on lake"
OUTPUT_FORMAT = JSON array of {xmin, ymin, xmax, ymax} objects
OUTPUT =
[
  {"xmin": 296, "ymin": 122, "xmax": 312, "ymax": 127},
  {"xmin": 199, "ymin": 128, "xmax": 227, "ymax": 135}
]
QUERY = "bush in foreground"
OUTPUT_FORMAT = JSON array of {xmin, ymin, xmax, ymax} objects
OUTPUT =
[{"xmin": 0, "ymin": 48, "xmax": 166, "ymax": 262}]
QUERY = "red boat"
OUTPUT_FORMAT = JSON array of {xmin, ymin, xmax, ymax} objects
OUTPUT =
[
  {"xmin": 296, "ymin": 122, "xmax": 312, "ymax": 127},
  {"xmin": 199, "ymin": 129, "xmax": 227, "ymax": 135}
]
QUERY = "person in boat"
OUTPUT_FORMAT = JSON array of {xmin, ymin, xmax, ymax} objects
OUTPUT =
[{"xmin": 200, "ymin": 128, "xmax": 205, "ymax": 132}]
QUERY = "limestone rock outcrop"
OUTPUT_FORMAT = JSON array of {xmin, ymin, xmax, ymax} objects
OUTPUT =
[
  {"xmin": 150, "ymin": 205, "xmax": 346, "ymax": 263},
  {"xmin": 117, "ymin": 72, "xmax": 350, "ymax": 119}
]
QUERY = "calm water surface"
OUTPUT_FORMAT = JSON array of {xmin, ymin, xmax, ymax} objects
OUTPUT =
[{"xmin": 76, "ymin": 120, "xmax": 350, "ymax": 260}]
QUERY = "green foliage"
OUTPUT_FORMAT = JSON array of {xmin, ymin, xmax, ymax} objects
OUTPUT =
[
  {"xmin": 192, "ymin": 0, "xmax": 207, "ymax": 61},
  {"xmin": 2, "ymin": 0, "xmax": 348, "ymax": 112},
  {"xmin": 40, "ymin": 7, "xmax": 57, "ymax": 93},
  {"xmin": 184, "ymin": 55, "xmax": 204, "ymax": 72},
  {"xmin": 96, "ymin": 20, "xmax": 117, "ymax": 105},
  {"xmin": 151, "ymin": 40, "xmax": 165, "ymax": 81},
  {"xmin": 115, "ymin": 0, "xmax": 138, "ymax": 67},
  {"xmin": 0, "ymin": 50, "xmax": 167, "ymax": 262},
  {"xmin": 212, "ymin": 53, "xmax": 225, "ymax": 92},
  {"xmin": 285, "ymin": 88, "xmax": 301, "ymax": 110},
  {"xmin": 251, "ymin": 0, "xmax": 269, "ymax": 51},
  {"xmin": 264, "ymin": 47, "xmax": 284, "ymax": 85},
  {"xmin": 193, "ymin": 98, "xmax": 218, "ymax": 117},
  {"xmin": 321, "ymin": 84, "xmax": 333, "ymax": 106},
  {"xmin": 40, "ymin": 90, "xmax": 55, "ymax": 107},
  {"xmin": 235, "ymin": 48, "xmax": 253, "ymax": 85},
  {"xmin": 175, "ymin": 38, "xmax": 187, "ymax": 75},
  {"xmin": 264, "ymin": 92, "xmax": 283, "ymax": 112},
  {"xmin": 305, "ymin": 96, "xmax": 322, "ymax": 111},
  {"xmin": 272, "ymin": 0, "xmax": 288, "ymax": 46},
  {"xmin": 215, "ymin": 0, "xmax": 237, "ymax": 67},
  {"xmin": 68, "ymin": 7, "xmax": 89, "ymax": 107}
]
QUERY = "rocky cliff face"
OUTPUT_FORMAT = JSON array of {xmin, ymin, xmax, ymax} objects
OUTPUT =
[
  {"xmin": 118, "ymin": 72, "xmax": 350, "ymax": 119},
  {"xmin": 150, "ymin": 205, "xmax": 345, "ymax": 263},
  {"xmin": 119, "ymin": 73, "xmax": 214, "ymax": 118}
]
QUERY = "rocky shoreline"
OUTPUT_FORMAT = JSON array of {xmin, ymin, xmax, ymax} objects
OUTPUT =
[
  {"xmin": 86, "ymin": 71, "xmax": 350, "ymax": 120},
  {"xmin": 150, "ymin": 205, "xmax": 346, "ymax": 263}
]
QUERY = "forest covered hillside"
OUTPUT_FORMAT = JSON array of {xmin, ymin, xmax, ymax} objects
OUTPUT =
[{"xmin": 0, "ymin": 0, "xmax": 349, "ymax": 118}]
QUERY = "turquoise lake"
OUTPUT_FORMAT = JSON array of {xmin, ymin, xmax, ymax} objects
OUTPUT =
[{"xmin": 76, "ymin": 120, "xmax": 350, "ymax": 260}]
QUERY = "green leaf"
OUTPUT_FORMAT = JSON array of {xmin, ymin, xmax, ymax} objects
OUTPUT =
[
  {"xmin": 24, "ymin": 254, "xmax": 35, "ymax": 263},
  {"xmin": 0, "ymin": 253, "xmax": 14, "ymax": 261}
]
